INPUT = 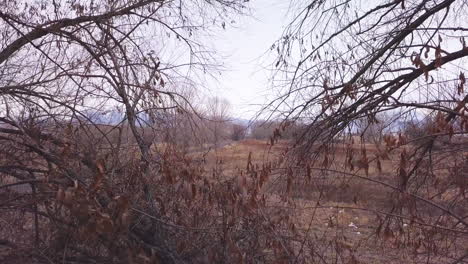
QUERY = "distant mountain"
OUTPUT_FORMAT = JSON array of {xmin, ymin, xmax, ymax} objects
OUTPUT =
[
  {"xmin": 231, "ymin": 118, "xmax": 251, "ymax": 126},
  {"xmin": 83, "ymin": 110, "xmax": 178, "ymax": 126},
  {"xmin": 84, "ymin": 110, "xmax": 125, "ymax": 125}
]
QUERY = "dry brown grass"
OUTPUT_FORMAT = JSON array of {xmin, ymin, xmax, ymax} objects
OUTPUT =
[
  {"xmin": 2, "ymin": 138, "xmax": 466, "ymax": 263},
  {"xmin": 192, "ymin": 139, "xmax": 468, "ymax": 263},
  {"xmin": 190, "ymin": 139, "xmax": 288, "ymax": 173}
]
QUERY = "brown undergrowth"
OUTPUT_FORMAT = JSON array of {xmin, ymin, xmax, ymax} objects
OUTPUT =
[
  {"xmin": 1, "ymin": 137, "xmax": 467, "ymax": 263},
  {"xmin": 189, "ymin": 138, "xmax": 468, "ymax": 263}
]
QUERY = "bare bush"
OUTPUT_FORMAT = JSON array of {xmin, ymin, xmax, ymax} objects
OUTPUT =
[{"xmin": 231, "ymin": 123, "xmax": 246, "ymax": 141}]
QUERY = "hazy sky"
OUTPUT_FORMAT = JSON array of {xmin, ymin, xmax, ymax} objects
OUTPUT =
[{"xmin": 206, "ymin": 0, "xmax": 291, "ymax": 119}]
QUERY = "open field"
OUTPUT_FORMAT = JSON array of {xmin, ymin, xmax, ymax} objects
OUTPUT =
[{"xmin": 189, "ymin": 139, "xmax": 468, "ymax": 263}]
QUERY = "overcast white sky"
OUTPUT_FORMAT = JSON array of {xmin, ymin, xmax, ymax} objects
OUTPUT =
[{"xmin": 205, "ymin": 0, "xmax": 291, "ymax": 119}]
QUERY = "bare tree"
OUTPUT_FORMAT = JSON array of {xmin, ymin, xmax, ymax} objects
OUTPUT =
[
  {"xmin": 0, "ymin": 1, "xmax": 253, "ymax": 263},
  {"xmin": 203, "ymin": 96, "xmax": 232, "ymax": 147},
  {"xmin": 267, "ymin": 0, "xmax": 468, "ymax": 262}
]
